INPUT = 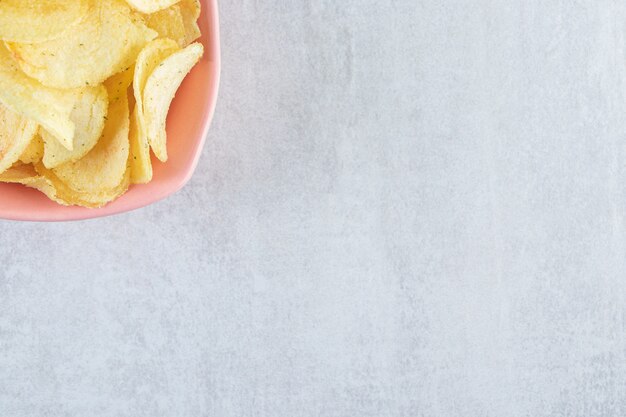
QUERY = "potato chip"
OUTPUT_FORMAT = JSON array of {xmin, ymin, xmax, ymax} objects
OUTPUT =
[
  {"xmin": 125, "ymin": 0, "xmax": 181, "ymax": 14},
  {"xmin": 105, "ymin": 68, "xmax": 135, "ymax": 103},
  {"xmin": 35, "ymin": 163, "xmax": 131, "ymax": 208},
  {"xmin": 0, "ymin": 0, "xmax": 89, "ymax": 43},
  {"xmin": 134, "ymin": 39, "xmax": 180, "ymax": 99},
  {"xmin": 52, "ymin": 90, "xmax": 129, "ymax": 194},
  {"xmin": 0, "ymin": 105, "xmax": 39, "ymax": 174},
  {"xmin": 52, "ymin": 92, "xmax": 131, "ymax": 195},
  {"xmin": 128, "ymin": 108, "xmax": 150, "ymax": 184},
  {"xmin": 0, "ymin": 163, "xmax": 63, "ymax": 204},
  {"xmin": 144, "ymin": 42, "xmax": 203, "ymax": 162},
  {"xmin": 41, "ymin": 86, "xmax": 108, "ymax": 169},
  {"xmin": 179, "ymin": 0, "xmax": 202, "ymax": 46},
  {"xmin": 144, "ymin": 6, "xmax": 186, "ymax": 45},
  {"xmin": 0, "ymin": 163, "xmax": 37, "ymax": 182},
  {"xmin": 0, "ymin": 45, "xmax": 75, "ymax": 148},
  {"xmin": 6, "ymin": 0, "xmax": 157, "ymax": 89},
  {"xmin": 131, "ymin": 38, "xmax": 179, "ymax": 182},
  {"xmin": 19, "ymin": 134, "xmax": 45, "ymax": 165},
  {"xmin": 144, "ymin": 0, "xmax": 200, "ymax": 47}
]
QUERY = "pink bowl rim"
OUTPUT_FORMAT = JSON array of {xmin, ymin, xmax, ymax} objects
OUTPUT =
[{"xmin": 0, "ymin": 0, "xmax": 221, "ymax": 222}]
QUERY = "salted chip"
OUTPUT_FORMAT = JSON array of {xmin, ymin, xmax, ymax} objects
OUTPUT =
[
  {"xmin": 52, "ymin": 92, "xmax": 131, "ymax": 195},
  {"xmin": 19, "ymin": 134, "xmax": 45, "ymax": 165},
  {"xmin": 144, "ymin": 6, "xmax": 186, "ymax": 45},
  {"xmin": 6, "ymin": 0, "xmax": 157, "ymax": 89},
  {"xmin": 0, "ymin": 163, "xmax": 63, "ymax": 204},
  {"xmin": 128, "ymin": 108, "xmax": 151, "ymax": 184},
  {"xmin": 0, "ymin": 105, "xmax": 39, "ymax": 174},
  {"xmin": 144, "ymin": 42, "xmax": 203, "ymax": 162},
  {"xmin": 4, "ymin": 162, "xmax": 130, "ymax": 208},
  {"xmin": 0, "ymin": 0, "xmax": 89, "ymax": 43},
  {"xmin": 134, "ymin": 39, "xmax": 179, "ymax": 111},
  {"xmin": 179, "ymin": 0, "xmax": 202, "ymax": 45},
  {"xmin": 35, "ymin": 163, "xmax": 131, "ymax": 208},
  {"xmin": 144, "ymin": 0, "xmax": 201, "ymax": 47},
  {"xmin": 0, "ymin": 45, "xmax": 75, "ymax": 148},
  {"xmin": 41, "ymin": 86, "xmax": 108, "ymax": 169},
  {"xmin": 125, "ymin": 0, "xmax": 181, "ymax": 14},
  {"xmin": 0, "ymin": 163, "xmax": 37, "ymax": 182},
  {"xmin": 105, "ymin": 67, "xmax": 135, "ymax": 103},
  {"xmin": 131, "ymin": 38, "xmax": 179, "ymax": 182}
]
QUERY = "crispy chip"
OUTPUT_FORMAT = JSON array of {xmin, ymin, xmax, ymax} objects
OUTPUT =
[
  {"xmin": 105, "ymin": 68, "xmax": 135, "ymax": 103},
  {"xmin": 19, "ymin": 134, "xmax": 45, "ymax": 165},
  {"xmin": 128, "ymin": 107, "xmax": 151, "ymax": 184},
  {"xmin": 131, "ymin": 38, "xmax": 179, "ymax": 182},
  {"xmin": 125, "ymin": 0, "xmax": 181, "ymax": 14},
  {"xmin": 0, "ymin": 0, "xmax": 89, "ymax": 43},
  {"xmin": 6, "ymin": 0, "xmax": 157, "ymax": 89},
  {"xmin": 0, "ymin": 105, "xmax": 39, "ymax": 174},
  {"xmin": 2, "ymin": 161, "xmax": 131, "ymax": 208},
  {"xmin": 41, "ymin": 86, "xmax": 108, "ymax": 168},
  {"xmin": 52, "ymin": 92, "xmax": 131, "ymax": 195},
  {"xmin": 0, "ymin": 163, "xmax": 63, "ymax": 204},
  {"xmin": 144, "ymin": 0, "xmax": 201, "ymax": 47},
  {"xmin": 35, "ymin": 163, "xmax": 131, "ymax": 208},
  {"xmin": 179, "ymin": 0, "xmax": 201, "ymax": 46},
  {"xmin": 144, "ymin": 6, "xmax": 186, "ymax": 45},
  {"xmin": 144, "ymin": 42, "xmax": 203, "ymax": 162},
  {"xmin": 0, "ymin": 45, "xmax": 75, "ymax": 148}
]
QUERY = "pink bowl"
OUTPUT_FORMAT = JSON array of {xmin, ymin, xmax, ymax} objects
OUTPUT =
[{"xmin": 0, "ymin": 0, "xmax": 221, "ymax": 222}]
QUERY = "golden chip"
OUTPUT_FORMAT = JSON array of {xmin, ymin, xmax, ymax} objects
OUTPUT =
[
  {"xmin": 6, "ymin": 0, "xmax": 157, "ymax": 89},
  {"xmin": 35, "ymin": 163, "xmax": 131, "ymax": 208},
  {"xmin": 105, "ymin": 67, "xmax": 136, "ymax": 103},
  {"xmin": 41, "ymin": 86, "xmax": 108, "ymax": 169},
  {"xmin": 0, "ymin": 105, "xmax": 39, "ymax": 174},
  {"xmin": 144, "ymin": 0, "xmax": 201, "ymax": 47},
  {"xmin": 52, "ymin": 92, "xmax": 131, "ymax": 195},
  {"xmin": 19, "ymin": 134, "xmax": 45, "ymax": 165},
  {"xmin": 128, "ymin": 108, "xmax": 151, "ymax": 184},
  {"xmin": 144, "ymin": 42, "xmax": 203, "ymax": 162},
  {"xmin": 0, "ymin": 0, "xmax": 89, "ymax": 43},
  {"xmin": 0, "ymin": 163, "xmax": 63, "ymax": 204},
  {"xmin": 179, "ymin": 0, "xmax": 202, "ymax": 45},
  {"xmin": 131, "ymin": 38, "xmax": 179, "ymax": 182},
  {"xmin": 125, "ymin": 0, "xmax": 181, "ymax": 14},
  {"xmin": 144, "ymin": 6, "xmax": 186, "ymax": 45},
  {"xmin": 0, "ymin": 45, "xmax": 75, "ymax": 148}
]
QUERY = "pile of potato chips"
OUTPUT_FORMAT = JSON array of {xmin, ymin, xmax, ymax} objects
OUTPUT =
[{"xmin": 0, "ymin": 0, "xmax": 204, "ymax": 207}]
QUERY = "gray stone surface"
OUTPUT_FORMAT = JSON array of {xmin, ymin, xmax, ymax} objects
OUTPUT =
[{"xmin": 2, "ymin": 1, "xmax": 626, "ymax": 415}]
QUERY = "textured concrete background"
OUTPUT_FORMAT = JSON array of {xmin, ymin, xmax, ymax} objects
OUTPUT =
[{"xmin": 2, "ymin": 1, "xmax": 626, "ymax": 416}]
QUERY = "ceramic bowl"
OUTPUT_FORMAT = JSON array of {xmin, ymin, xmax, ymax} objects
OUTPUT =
[{"xmin": 0, "ymin": 0, "xmax": 221, "ymax": 222}]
